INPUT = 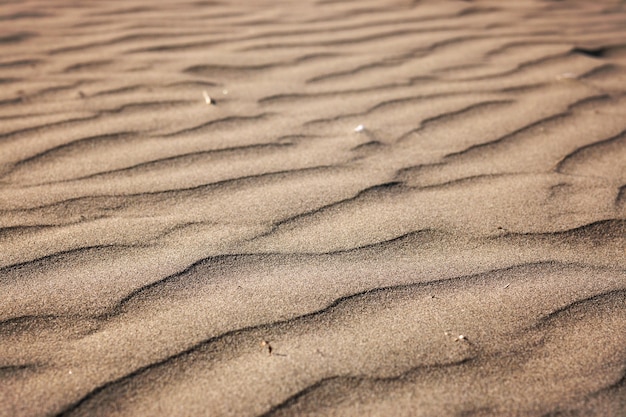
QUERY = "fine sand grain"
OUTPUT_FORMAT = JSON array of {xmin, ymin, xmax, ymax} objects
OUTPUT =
[{"xmin": 1, "ymin": 1, "xmax": 625, "ymax": 416}]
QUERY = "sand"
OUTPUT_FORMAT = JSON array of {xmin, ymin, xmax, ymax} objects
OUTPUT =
[{"xmin": 0, "ymin": 0, "xmax": 625, "ymax": 416}]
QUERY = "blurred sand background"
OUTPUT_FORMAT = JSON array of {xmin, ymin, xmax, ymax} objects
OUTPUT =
[{"xmin": 0, "ymin": 0, "xmax": 625, "ymax": 416}]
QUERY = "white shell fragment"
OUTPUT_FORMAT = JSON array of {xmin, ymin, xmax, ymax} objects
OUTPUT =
[
  {"xmin": 354, "ymin": 124, "xmax": 365, "ymax": 132},
  {"xmin": 556, "ymin": 72, "xmax": 576, "ymax": 80},
  {"xmin": 202, "ymin": 90, "xmax": 214, "ymax": 104}
]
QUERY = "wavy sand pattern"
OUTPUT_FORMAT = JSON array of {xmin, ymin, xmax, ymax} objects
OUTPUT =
[{"xmin": 1, "ymin": 0, "xmax": 625, "ymax": 416}]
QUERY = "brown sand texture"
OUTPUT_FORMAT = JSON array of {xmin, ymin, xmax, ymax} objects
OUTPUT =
[{"xmin": 1, "ymin": 0, "xmax": 625, "ymax": 416}]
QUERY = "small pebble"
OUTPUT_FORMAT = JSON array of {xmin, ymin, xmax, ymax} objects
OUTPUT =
[{"xmin": 260, "ymin": 340, "xmax": 273, "ymax": 355}]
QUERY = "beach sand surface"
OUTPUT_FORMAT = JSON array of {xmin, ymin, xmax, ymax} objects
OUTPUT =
[{"xmin": 0, "ymin": 0, "xmax": 625, "ymax": 416}]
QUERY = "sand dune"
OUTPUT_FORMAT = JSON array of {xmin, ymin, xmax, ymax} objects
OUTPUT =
[{"xmin": 1, "ymin": 0, "xmax": 625, "ymax": 416}]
